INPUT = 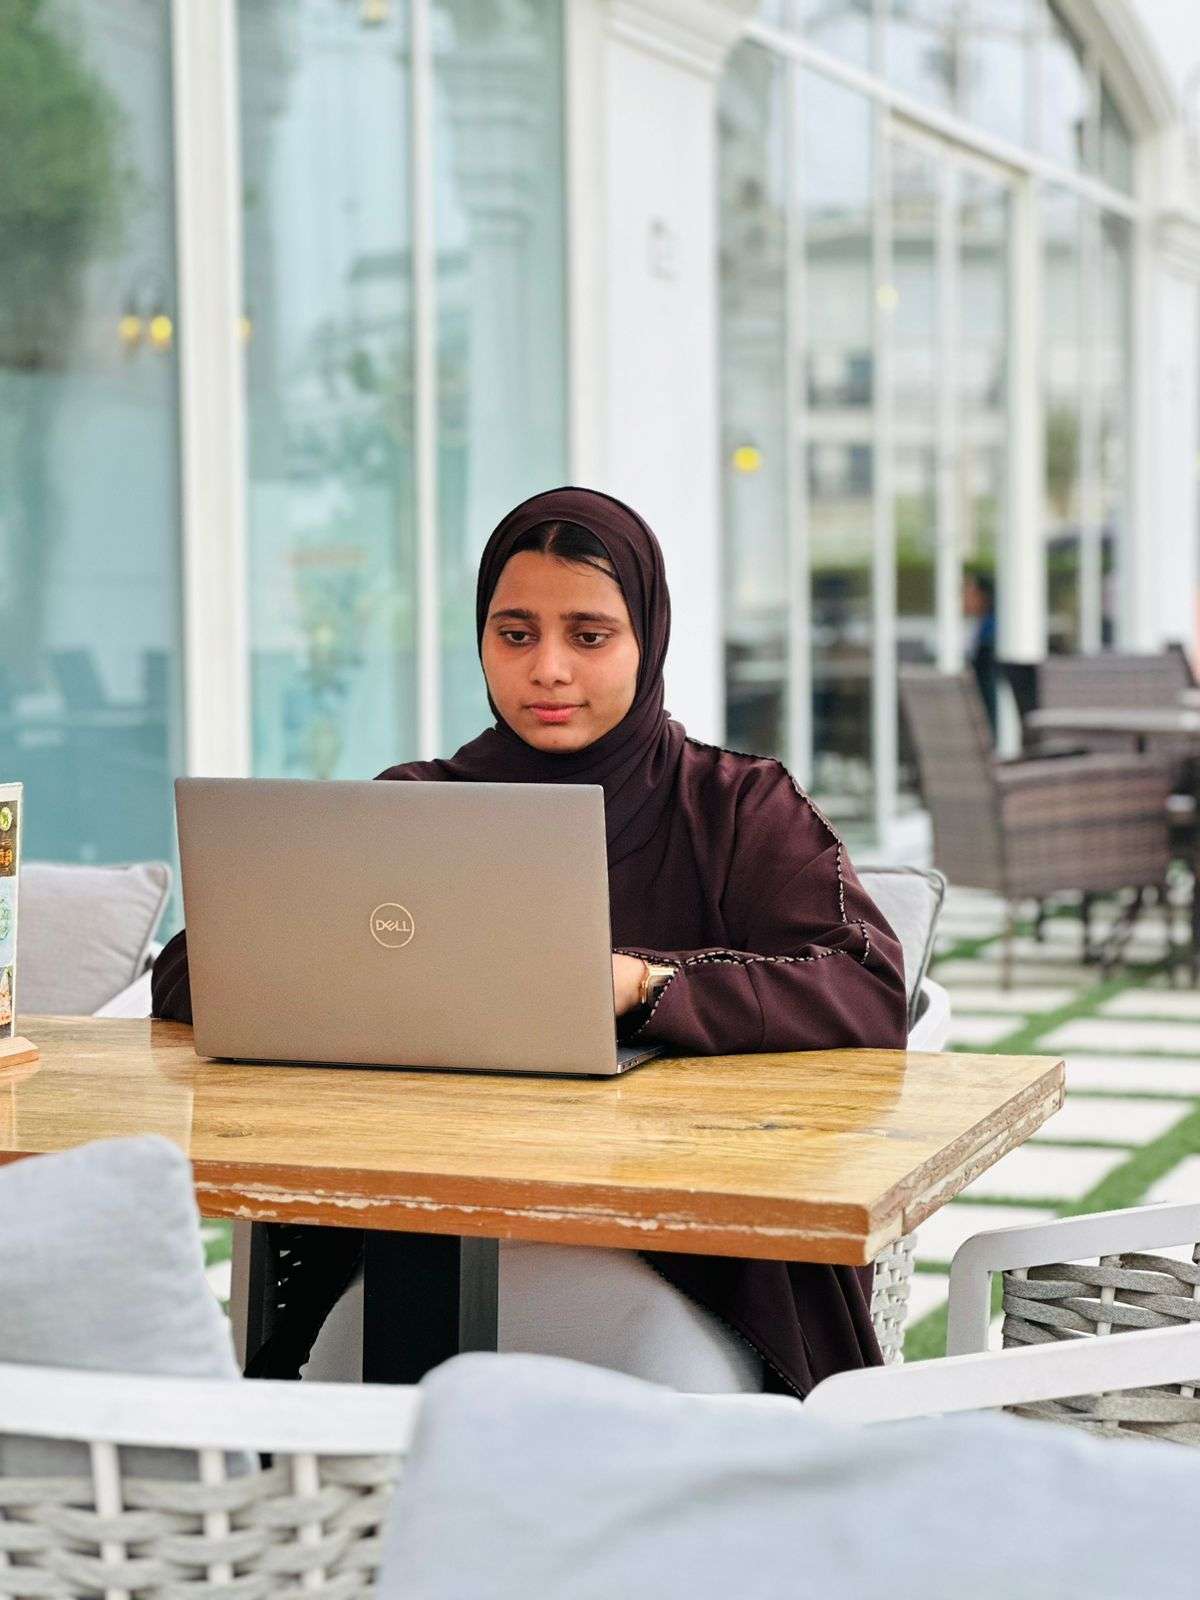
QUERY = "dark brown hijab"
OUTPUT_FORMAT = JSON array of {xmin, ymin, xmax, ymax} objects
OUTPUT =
[{"xmin": 406, "ymin": 485, "xmax": 687, "ymax": 865}]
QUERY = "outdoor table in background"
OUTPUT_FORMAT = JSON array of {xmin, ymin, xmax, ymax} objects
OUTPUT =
[{"xmin": 1, "ymin": 1017, "xmax": 1065, "ymax": 1382}]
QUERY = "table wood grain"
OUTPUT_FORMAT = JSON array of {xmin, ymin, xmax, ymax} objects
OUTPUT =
[{"xmin": 0, "ymin": 1016, "xmax": 1065, "ymax": 1265}]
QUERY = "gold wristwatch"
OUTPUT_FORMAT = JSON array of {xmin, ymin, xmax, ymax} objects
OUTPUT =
[{"xmin": 638, "ymin": 961, "xmax": 676, "ymax": 1009}]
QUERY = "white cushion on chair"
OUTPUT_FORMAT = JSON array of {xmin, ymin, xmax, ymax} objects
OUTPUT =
[
  {"xmin": 380, "ymin": 1352, "xmax": 1200, "ymax": 1600},
  {"xmin": 0, "ymin": 1136, "xmax": 240, "ymax": 1475},
  {"xmin": 17, "ymin": 860, "xmax": 171, "ymax": 1014}
]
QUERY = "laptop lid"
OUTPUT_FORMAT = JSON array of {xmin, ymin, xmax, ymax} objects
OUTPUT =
[{"xmin": 175, "ymin": 777, "xmax": 628, "ymax": 1076}]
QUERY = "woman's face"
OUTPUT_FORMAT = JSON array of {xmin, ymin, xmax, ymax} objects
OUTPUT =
[{"xmin": 481, "ymin": 550, "xmax": 641, "ymax": 753}]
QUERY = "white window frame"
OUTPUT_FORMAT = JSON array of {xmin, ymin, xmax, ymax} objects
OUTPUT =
[{"xmin": 741, "ymin": 4, "xmax": 1145, "ymax": 843}]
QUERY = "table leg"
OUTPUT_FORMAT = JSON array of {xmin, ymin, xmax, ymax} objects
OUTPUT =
[
  {"xmin": 242, "ymin": 1221, "xmax": 275, "ymax": 1363},
  {"xmin": 362, "ymin": 1232, "xmax": 499, "ymax": 1383}
]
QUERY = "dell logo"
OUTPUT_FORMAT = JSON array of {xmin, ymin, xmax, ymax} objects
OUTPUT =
[{"xmin": 370, "ymin": 902, "xmax": 415, "ymax": 948}]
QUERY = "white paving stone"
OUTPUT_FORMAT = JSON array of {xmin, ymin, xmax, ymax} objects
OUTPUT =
[
  {"xmin": 947, "ymin": 1015, "xmax": 1024, "ymax": 1046},
  {"xmin": 944, "ymin": 985, "xmax": 1075, "ymax": 1016},
  {"xmin": 1041, "ymin": 1017, "xmax": 1200, "ymax": 1055},
  {"xmin": 1007, "ymin": 937, "xmax": 1095, "ymax": 964},
  {"xmin": 206, "ymin": 1259, "xmax": 232, "ymax": 1302},
  {"xmin": 1145, "ymin": 1157, "xmax": 1200, "ymax": 1205},
  {"xmin": 1066, "ymin": 1055, "xmax": 1200, "ymax": 1096},
  {"xmin": 905, "ymin": 1272, "xmax": 949, "ymax": 1325},
  {"xmin": 914, "ymin": 1203, "xmax": 1057, "ymax": 1266},
  {"xmin": 961, "ymin": 1143, "xmax": 1126, "ymax": 1201},
  {"xmin": 932, "ymin": 959, "xmax": 1093, "ymax": 990},
  {"xmin": 1100, "ymin": 989, "xmax": 1200, "ymax": 1021},
  {"xmin": 1032, "ymin": 1096, "xmax": 1193, "ymax": 1145}
]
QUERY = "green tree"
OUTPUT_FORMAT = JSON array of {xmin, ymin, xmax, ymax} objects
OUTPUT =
[{"xmin": 0, "ymin": 0, "xmax": 129, "ymax": 670}]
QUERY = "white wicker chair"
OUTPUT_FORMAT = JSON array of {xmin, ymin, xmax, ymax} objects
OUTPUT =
[
  {"xmin": 808, "ymin": 1202, "xmax": 1200, "ymax": 1444},
  {"xmin": 803, "ymin": 1321, "xmax": 1200, "ymax": 1427},
  {"xmin": 0, "ymin": 1363, "xmax": 419, "ymax": 1599}
]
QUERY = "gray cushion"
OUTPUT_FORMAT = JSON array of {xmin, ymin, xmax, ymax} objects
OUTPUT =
[
  {"xmin": 858, "ymin": 866, "xmax": 945, "ymax": 1023},
  {"xmin": 18, "ymin": 860, "xmax": 171, "ymax": 1014},
  {"xmin": 0, "ymin": 1136, "xmax": 240, "ymax": 1475},
  {"xmin": 380, "ymin": 1353, "xmax": 1199, "ymax": 1600}
]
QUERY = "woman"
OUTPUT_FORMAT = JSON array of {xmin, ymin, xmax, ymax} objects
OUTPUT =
[{"xmin": 154, "ymin": 486, "xmax": 907, "ymax": 1397}]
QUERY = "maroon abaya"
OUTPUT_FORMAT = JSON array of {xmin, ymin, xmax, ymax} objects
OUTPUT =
[{"xmin": 153, "ymin": 486, "xmax": 908, "ymax": 1396}]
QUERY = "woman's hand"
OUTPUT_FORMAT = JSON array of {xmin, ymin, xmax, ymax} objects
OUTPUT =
[{"xmin": 611, "ymin": 953, "xmax": 647, "ymax": 1018}]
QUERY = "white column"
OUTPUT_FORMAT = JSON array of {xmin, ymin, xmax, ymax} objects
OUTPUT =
[
  {"xmin": 171, "ymin": 0, "xmax": 251, "ymax": 776},
  {"xmin": 566, "ymin": 0, "xmax": 755, "ymax": 743}
]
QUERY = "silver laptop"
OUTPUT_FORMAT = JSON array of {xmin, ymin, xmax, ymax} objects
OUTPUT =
[{"xmin": 175, "ymin": 777, "xmax": 661, "ymax": 1077}]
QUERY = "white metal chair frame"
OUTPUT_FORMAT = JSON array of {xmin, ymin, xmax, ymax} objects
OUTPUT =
[
  {"xmin": 945, "ymin": 1201, "xmax": 1200, "ymax": 1354},
  {"xmin": 804, "ymin": 1321, "xmax": 1200, "ymax": 1424},
  {"xmin": 0, "ymin": 1365, "xmax": 420, "ymax": 1599}
]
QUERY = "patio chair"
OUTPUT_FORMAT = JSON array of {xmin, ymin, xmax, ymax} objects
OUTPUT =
[
  {"xmin": 931, "ymin": 1202, "xmax": 1200, "ymax": 1444},
  {"xmin": 899, "ymin": 667, "xmax": 1175, "ymax": 985},
  {"xmin": 0, "ymin": 1362, "xmax": 418, "ymax": 1597}
]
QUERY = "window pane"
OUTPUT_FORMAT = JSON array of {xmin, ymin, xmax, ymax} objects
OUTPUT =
[
  {"xmin": 762, "ymin": 1, "xmax": 873, "ymax": 65},
  {"xmin": 720, "ymin": 44, "xmax": 790, "ymax": 761},
  {"xmin": 240, "ymin": 0, "xmax": 417, "ymax": 780},
  {"xmin": 0, "ymin": 0, "xmax": 183, "ymax": 868},
  {"xmin": 1100, "ymin": 84, "xmax": 1134, "ymax": 195},
  {"xmin": 887, "ymin": 1, "xmax": 957, "ymax": 115},
  {"xmin": 888, "ymin": 1, "xmax": 1032, "ymax": 145},
  {"xmin": 890, "ymin": 140, "xmax": 938, "ymax": 806},
  {"xmin": 434, "ymin": 0, "xmax": 567, "ymax": 750},
  {"xmin": 961, "ymin": 0, "xmax": 1032, "ymax": 147},
  {"xmin": 1040, "ymin": 1, "xmax": 1089, "ymax": 172},
  {"xmin": 960, "ymin": 170, "xmax": 1008, "ymax": 729},
  {"xmin": 803, "ymin": 72, "xmax": 875, "ymax": 827},
  {"xmin": 1099, "ymin": 211, "xmax": 1132, "ymax": 645},
  {"xmin": 1043, "ymin": 186, "xmax": 1083, "ymax": 652}
]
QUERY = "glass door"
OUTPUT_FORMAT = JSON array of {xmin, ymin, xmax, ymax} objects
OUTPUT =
[{"xmin": 886, "ymin": 122, "xmax": 1014, "ymax": 809}]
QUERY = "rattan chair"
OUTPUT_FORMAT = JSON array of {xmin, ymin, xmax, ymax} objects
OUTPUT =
[
  {"xmin": 899, "ymin": 668, "xmax": 1175, "ymax": 984},
  {"xmin": 934, "ymin": 1203, "xmax": 1200, "ymax": 1445},
  {"xmin": 0, "ymin": 1363, "xmax": 419, "ymax": 1598}
]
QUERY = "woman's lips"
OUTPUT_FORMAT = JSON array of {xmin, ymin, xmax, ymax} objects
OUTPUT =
[{"xmin": 529, "ymin": 704, "xmax": 582, "ymax": 725}]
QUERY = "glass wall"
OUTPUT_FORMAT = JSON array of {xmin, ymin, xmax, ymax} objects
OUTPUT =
[
  {"xmin": 240, "ymin": 1, "xmax": 417, "ymax": 782},
  {"xmin": 239, "ymin": 0, "xmax": 566, "ymax": 778},
  {"xmin": 434, "ymin": 0, "xmax": 567, "ymax": 750},
  {"xmin": 805, "ymin": 73, "xmax": 876, "ymax": 826},
  {"xmin": 0, "ymin": 0, "xmax": 182, "ymax": 865},
  {"xmin": 723, "ymin": 1, "xmax": 1139, "ymax": 837},
  {"xmin": 719, "ymin": 43, "xmax": 790, "ymax": 760}
]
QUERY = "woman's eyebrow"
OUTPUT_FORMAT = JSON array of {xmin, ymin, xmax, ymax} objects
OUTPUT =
[{"xmin": 489, "ymin": 607, "xmax": 624, "ymax": 626}]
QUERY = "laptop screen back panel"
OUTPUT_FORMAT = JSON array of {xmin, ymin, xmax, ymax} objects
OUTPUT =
[{"xmin": 176, "ymin": 779, "xmax": 620, "ymax": 1075}]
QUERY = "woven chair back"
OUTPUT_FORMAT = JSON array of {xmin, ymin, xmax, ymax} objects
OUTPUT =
[
  {"xmin": 1039, "ymin": 650, "xmax": 1193, "ymax": 713},
  {"xmin": 0, "ymin": 1444, "xmax": 402, "ymax": 1597},
  {"xmin": 1000, "ymin": 1251, "xmax": 1200, "ymax": 1447},
  {"xmin": 898, "ymin": 670, "xmax": 1005, "ymax": 892}
]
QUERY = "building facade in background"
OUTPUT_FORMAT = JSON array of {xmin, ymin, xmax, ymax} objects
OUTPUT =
[{"xmin": 1, "ymin": 0, "xmax": 1198, "ymax": 884}]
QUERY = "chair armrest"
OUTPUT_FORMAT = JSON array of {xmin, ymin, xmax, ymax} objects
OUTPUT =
[
  {"xmin": 804, "ymin": 1323, "xmax": 1200, "ymax": 1424},
  {"xmin": 945, "ymin": 1201, "xmax": 1200, "ymax": 1354}
]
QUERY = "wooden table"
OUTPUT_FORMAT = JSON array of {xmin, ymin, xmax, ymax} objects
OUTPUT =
[
  {"xmin": 1, "ymin": 1016, "xmax": 1065, "ymax": 1380},
  {"xmin": 1026, "ymin": 706, "xmax": 1200, "ymax": 747}
]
